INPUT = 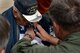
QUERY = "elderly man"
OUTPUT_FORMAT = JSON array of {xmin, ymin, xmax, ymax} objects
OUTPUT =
[{"xmin": 2, "ymin": 0, "xmax": 51, "ymax": 53}]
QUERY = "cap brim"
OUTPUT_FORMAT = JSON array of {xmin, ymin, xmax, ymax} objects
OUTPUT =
[{"xmin": 23, "ymin": 10, "xmax": 42, "ymax": 22}]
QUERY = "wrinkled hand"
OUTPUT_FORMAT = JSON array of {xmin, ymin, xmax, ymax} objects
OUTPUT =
[{"xmin": 24, "ymin": 28, "xmax": 36, "ymax": 40}]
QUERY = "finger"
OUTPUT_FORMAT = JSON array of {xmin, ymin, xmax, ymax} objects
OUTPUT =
[
  {"xmin": 27, "ymin": 27, "xmax": 33, "ymax": 31},
  {"xmin": 25, "ymin": 30, "xmax": 36, "ymax": 40},
  {"xmin": 24, "ymin": 34, "xmax": 32, "ymax": 40},
  {"xmin": 33, "ymin": 22, "xmax": 38, "ymax": 28},
  {"xmin": 36, "ymin": 32, "xmax": 46, "ymax": 41},
  {"xmin": 36, "ymin": 24, "xmax": 49, "ymax": 36},
  {"xmin": 25, "ymin": 28, "xmax": 35, "ymax": 36}
]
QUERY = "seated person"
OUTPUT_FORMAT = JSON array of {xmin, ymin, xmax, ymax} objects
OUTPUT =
[
  {"xmin": 0, "ymin": 15, "xmax": 10, "ymax": 53},
  {"xmin": 12, "ymin": 0, "xmax": 80, "ymax": 53}
]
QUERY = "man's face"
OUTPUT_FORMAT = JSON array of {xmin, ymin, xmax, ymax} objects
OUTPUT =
[{"xmin": 13, "ymin": 6, "xmax": 29, "ymax": 26}]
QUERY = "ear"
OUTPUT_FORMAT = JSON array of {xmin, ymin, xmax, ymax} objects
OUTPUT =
[
  {"xmin": 13, "ymin": 6, "xmax": 18, "ymax": 18},
  {"xmin": 52, "ymin": 21, "xmax": 62, "ymax": 38},
  {"xmin": 13, "ymin": 9, "xmax": 17, "ymax": 18},
  {"xmin": 52, "ymin": 21, "xmax": 67, "ymax": 40},
  {"xmin": 0, "ymin": 49, "xmax": 5, "ymax": 53},
  {"xmin": 52, "ymin": 21, "xmax": 60, "ymax": 34}
]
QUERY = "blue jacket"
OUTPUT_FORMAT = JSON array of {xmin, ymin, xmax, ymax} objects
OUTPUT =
[{"xmin": 2, "ymin": 7, "xmax": 50, "ymax": 53}]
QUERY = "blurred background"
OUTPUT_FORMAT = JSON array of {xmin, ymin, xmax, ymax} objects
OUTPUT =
[{"xmin": 0, "ymin": 0, "xmax": 13, "ymax": 13}]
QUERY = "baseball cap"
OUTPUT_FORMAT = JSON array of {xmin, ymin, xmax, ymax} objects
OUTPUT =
[{"xmin": 14, "ymin": 0, "xmax": 42, "ymax": 22}]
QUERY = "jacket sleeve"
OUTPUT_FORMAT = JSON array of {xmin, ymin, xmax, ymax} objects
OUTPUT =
[{"xmin": 11, "ymin": 32, "xmax": 80, "ymax": 53}]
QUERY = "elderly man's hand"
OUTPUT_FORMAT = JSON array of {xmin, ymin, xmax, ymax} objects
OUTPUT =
[{"xmin": 24, "ymin": 28, "xmax": 36, "ymax": 41}]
